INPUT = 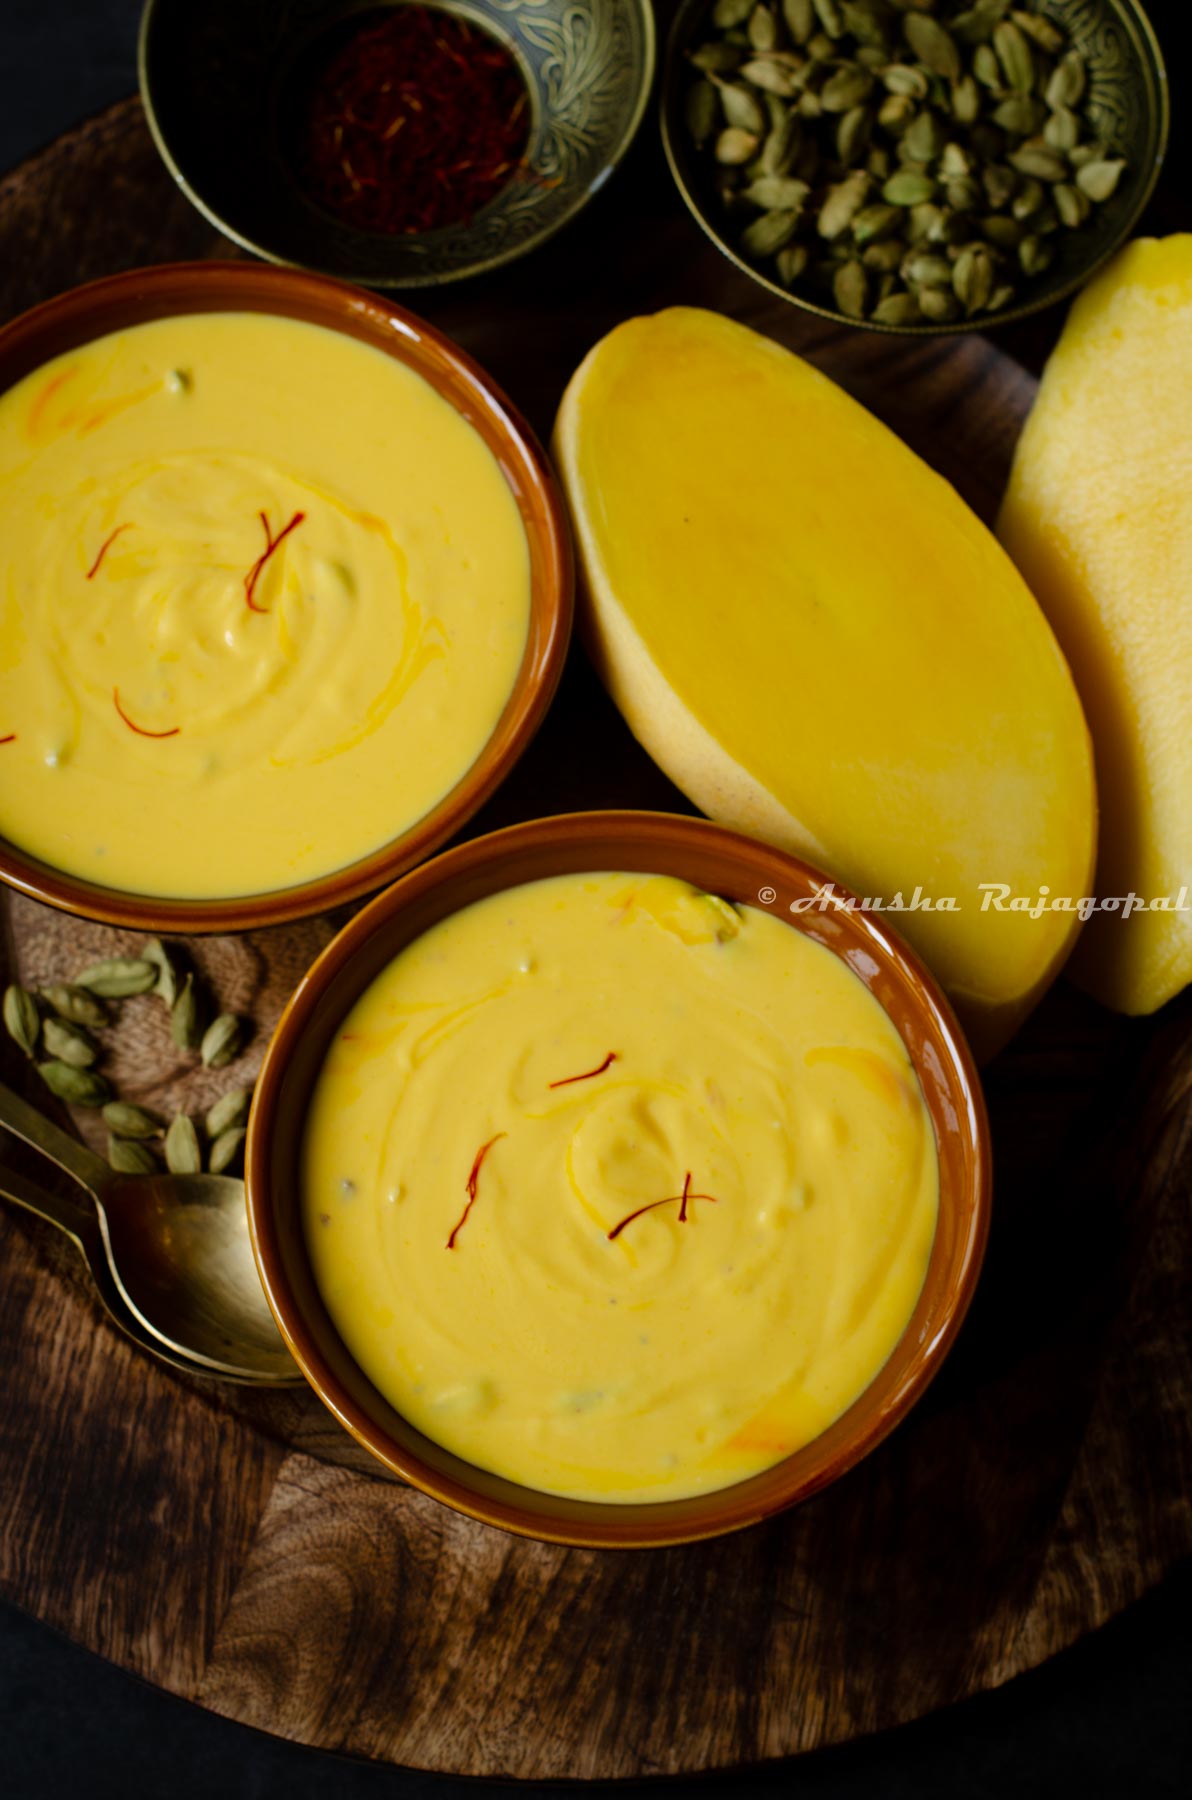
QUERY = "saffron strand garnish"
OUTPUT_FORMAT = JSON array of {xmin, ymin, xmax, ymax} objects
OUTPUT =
[
  {"xmin": 446, "ymin": 1131, "xmax": 507, "ymax": 1249},
  {"xmin": 85, "ymin": 524, "xmax": 131, "ymax": 580},
  {"xmin": 548, "ymin": 1051, "xmax": 618, "ymax": 1089},
  {"xmin": 607, "ymin": 1172, "xmax": 720, "ymax": 1243},
  {"xmin": 0, "ymin": 734, "xmax": 15, "ymax": 745},
  {"xmin": 112, "ymin": 687, "xmax": 181, "ymax": 739},
  {"xmin": 244, "ymin": 509, "xmax": 306, "ymax": 613}
]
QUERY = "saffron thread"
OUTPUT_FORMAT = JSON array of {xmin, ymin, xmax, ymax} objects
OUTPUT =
[
  {"xmin": 112, "ymin": 687, "xmax": 181, "ymax": 739},
  {"xmin": 548, "ymin": 1051, "xmax": 618, "ymax": 1089},
  {"xmin": 446, "ymin": 1131, "xmax": 507, "ymax": 1249},
  {"xmin": 607, "ymin": 1172, "xmax": 719, "ymax": 1243},
  {"xmin": 86, "ymin": 524, "xmax": 131, "ymax": 580},
  {"xmin": 245, "ymin": 510, "xmax": 305, "ymax": 613}
]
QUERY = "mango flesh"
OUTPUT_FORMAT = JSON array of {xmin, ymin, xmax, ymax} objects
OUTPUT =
[
  {"xmin": 554, "ymin": 307, "xmax": 1096, "ymax": 1060},
  {"xmin": 999, "ymin": 238, "xmax": 1192, "ymax": 1016}
]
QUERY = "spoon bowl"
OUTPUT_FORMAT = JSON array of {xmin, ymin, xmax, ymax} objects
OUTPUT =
[{"xmin": 0, "ymin": 1078, "xmax": 299, "ymax": 1385}]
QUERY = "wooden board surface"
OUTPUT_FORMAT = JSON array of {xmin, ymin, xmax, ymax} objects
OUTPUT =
[{"xmin": 0, "ymin": 96, "xmax": 1190, "ymax": 1780}]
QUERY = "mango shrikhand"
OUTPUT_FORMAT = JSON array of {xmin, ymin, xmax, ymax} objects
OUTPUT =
[
  {"xmin": 0, "ymin": 313, "xmax": 530, "ymax": 896},
  {"xmin": 302, "ymin": 872, "xmax": 940, "ymax": 1503}
]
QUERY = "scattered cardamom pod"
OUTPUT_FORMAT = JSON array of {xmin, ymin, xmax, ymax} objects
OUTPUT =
[
  {"xmin": 715, "ymin": 125, "xmax": 761, "ymax": 164},
  {"xmin": 744, "ymin": 174, "xmax": 810, "ymax": 210},
  {"xmin": 832, "ymin": 258, "xmax": 868, "ymax": 316},
  {"xmin": 209, "ymin": 1128, "xmax": 247, "ymax": 1177},
  {"xmin": 953, "ymin": 243, "xmax": 995, "ymax": 315},
  {"xmin": 40, "ymin": 983, "xmax": 109, "ymax": 1028},
  {"xmin": 686, "ymin": 79, "xmax": 719, "ymax": 144},
  {"xmin": 75, "ymin": 957, "xmax": 158, "ymax": 998},
  {"xmin": 883, "ymin": 169, "xmax": 937, "ymax": 207},
  {"xmin": 1011, "ymin": 9, "xmax": 1064, "ymax": 55},
  {"xmin": 818, "ymin": 170, "xmax": 870, "ymax": 236},
  {"xmin": 904, "ymin": 13, "xmax": 961, "ymax": 82},
  {"xmin": 714, "ymin": 0, "xmax": 754, "ymax": 27},
  {"xmin": 42, "ymin": 1016, "xmax": 99, "ymax": 1069},
  {"xmin": 201, "ymin": 1012, "xmax": 244, "ymax": 1071},
  {"xmin": 108, "ymin": 1136, "xmax": 158, "ymax": 1177},
  {"xmin": 141, "ymin": 936, "xmax": 181, "ymax": 1007},
  {"xmin": 206, "ymin": 1087, "xmax": 251, "ymax": 1139},
  {"xmin": 775, "ymin": 241, "xmax": 810, "ymax": 284},
  {"xmin": 170, "ymin": 972, "xmax": 203, "ymax": 1052},
  {"xmin": 783, "ymin": 0, "xmax": 814, "ymax": 44},
  {"xmin": 3, "ymin": 984, "xmax": 39, "ymax": 1059},
  {"xmin": 165, "ymin": 1112, "xmax": 202, "ymax": 1176},
  {"xmin": 1075, "ymin": 159, "xmax": 1127, "ymax": 203},
  {"xmin": 103, "ymin": 1100, "xmax": 165, "ymax": 1140},
  {"xmin": 719, "ymin": 81, "xmax": 768, "ymax": 134},
  {"xmin": 38, "ymin": 1061, "xmax": 110, "ymax": 1107},
  {"xmin": 872, "ymin": 291, "xmax": 923, "ymax": 326},
  {"xmin": 1054, "ymin": 182, "xmax": 1090, "ymax": 229},
  {"xmin": 1047, "ymin": 52, "xmax": 1086, "ymax": 110},
  {"xmin": 993, "ymin": 20, "xmax": 1034, "ymax": 93}
]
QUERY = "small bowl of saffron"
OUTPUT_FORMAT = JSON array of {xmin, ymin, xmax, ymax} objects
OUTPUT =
[{"xmin": 139, "ymin": 0, "xmax": 656, "ymax": 287}]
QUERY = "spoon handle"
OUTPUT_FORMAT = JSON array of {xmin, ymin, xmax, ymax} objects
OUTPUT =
[{"xmin": 0, "ymin": 1078, "xmax": 111, "ymax": 1196}]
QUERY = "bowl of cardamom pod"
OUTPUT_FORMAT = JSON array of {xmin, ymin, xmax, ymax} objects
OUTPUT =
[{"xmin": 661, "ymin": 0, "xmax": 1168, "ymax": 332}]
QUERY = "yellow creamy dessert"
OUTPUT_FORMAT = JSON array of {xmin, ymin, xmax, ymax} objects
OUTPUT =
[
  {"xmin": 302, "ymin": 871, "xmax": 940, "ymax": 1503},
  {"xmin": 0, "ymin": 312, "xmax": 530, "ymax": 896}
]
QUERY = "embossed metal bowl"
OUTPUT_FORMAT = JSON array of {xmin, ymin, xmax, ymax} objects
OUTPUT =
[
  {"xmin": 139, "ymin": 0, "xmax": 655, "ymax": 287},
  {"xmin": 661, "ymin": 0, "xmax": 1168, "ymax": 335}
]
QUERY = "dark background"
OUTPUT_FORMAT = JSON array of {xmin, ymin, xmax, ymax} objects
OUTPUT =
[{"xmin": 1, "ymin": 2, "xmax": 1189, "ymax": 1795}]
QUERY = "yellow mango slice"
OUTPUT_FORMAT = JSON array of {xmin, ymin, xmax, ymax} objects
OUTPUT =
[
  {"xmin": 999, "ymin": 238, "xmax": 1192, "ymax": 1015},
  {"xmin": 554, "ymin": 307, "xmax": 1096, "ymax": 1059}
]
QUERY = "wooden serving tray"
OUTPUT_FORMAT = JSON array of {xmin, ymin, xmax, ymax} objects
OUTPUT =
[{"xmin": 0, "ymin": 97, "xmax": 1189, "ymax": 1780}]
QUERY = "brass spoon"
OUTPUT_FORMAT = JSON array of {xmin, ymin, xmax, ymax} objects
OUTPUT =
[{"xmin": 0, "ymin": 1078, "xmax": 299, "ymax": 1385}]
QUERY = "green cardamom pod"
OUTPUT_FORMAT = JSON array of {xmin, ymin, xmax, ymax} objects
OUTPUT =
[
  {"xmin": 165, "ymin": 1112, "xmax": 202, "ymax": 1176},
  {"xmin": 877, "ymin": 92, "xmax": 915, "ymax": 132},
  {"xmin": 902, "ymin": 252, "xmax": 953, "ymax": 287},
  {"xmin": 739, "ymin": 58, "xmax": 801, "ymax": 97},
  {"xmin": 861, "ymin": 236, "xmax": 908, "ymax": 272},
  {"xmin": 715, "ymin": 125, "xmax": 762, "ymax": 164},
  {"xmin": 993, "ymin": 20, "xmax": 1035, "ymax": 93},
  {"xmin": 38, "ymin": 1061, "xmax": 110, "ymax": 1107},
  {"xmin": 1043, "ymin": 106, "xmax": 1080, "ymax": 151},
  {"xmin": 993, "ymin": 96, "xmax": 1045, "ymax": 135},
  {"xmin": 852, "ymin": 201, "xmax": 902, "ymax": 245},
  {"xmin": 918, "ymin": 285, "xmax": 961, "ymax": 323},
  {"xmin": 783, "ymin": 0, "xmax": 815, "ymax": 44},
  {"xmin": 953, "ymin": 244, "xmax": 996, "ymax": 315},
  {"xmin": 690, "ymin": 43, "xmax": 745, "ymax": 75},
  {"xmin": 686, "ymin": 79, "xmax": 720, "ymax": 144},
  {"xmin": 209, "ymin": 1128, "xmax": 247, "ymax": 1177},
  {"xmin": 744, "ymin": 174, "xmax": 810, "ymax": 210},
  {"xmin": 817, "ymin": 169, "xmax": 870, "ymax": 236},
  {"xmin": 972, "ymin": 44, "xmax": 1001, "ymax": 88},
  {"xmin": 42, "ymin": 1016, "xmax": 99, "ymax": 1069},
  {"xmin": 981, "ymin": 214, "xmax": 1025, "ymax": 250},
  {"xmin": 170, "ymin": 972, "xmax": 203, "ymax": 1051},
  {"xmin": 1075, "ymin": 158, "xmax": 1127, "ymax": 203},
  {"xmin": 940, "ymin": 142, "xmax": 972, "ymax": 181},
  {"xmin": 205, "ymin": 1087, "xmax": 251, "ymax": 1139},
  {"xmin": 748, "ymin": 4, "xmax": 779, "ymax": 52},
  {"xmin": 812, "ymin": 0, "xmax": 844, "ymax": 37},
  {"xmin": 3, "ymin": 984, "xmax": 40, "ymax": 1059},
  {"xmin": 907, "ymin": 201, "xmax": 946, "ymax": 244},
  {"xmin": 1011, "ymin": 177, "xmax": 1046, "ymax": 220},
  {"xmin": 983, "ymin": 162, "xmax": 1019, "ymax": 208},
  {"xmin": 882, "ymin": 169, "xmax": 937, "ymax": 207},
  {"xmin": 141, "ymin": 937, "xmax": 181, "ymax": 1007},
  {"xmin": 775, "ymin": 241, "xmax": 810, "ymax": 286},
  {"xmin": 819, "ymin": 66, "xmax": 874, "ymax": 113},
  {"xmin": 902, "ymin": 108, "xmax": 945, "ymax": 165},
  {"xmin": 951, "ymin": 6, "xmax": 1004, "ymax": 49},
  {"xmin": 109, "ymin": 1136, "xmax": 158, "ymax": 1177},
  {"xmin": 75, "ymin": 957, "xmax": 157, "ymax": 998},
  {"xmin": 40, "ymin": 983, "xmax": 109, "ymax": 1029},
  {"xmin": 835, "ymin": 103, "xmax": 872, "ymax": 164},
  {"xmin": 1010, "ymin": 9, "xmax": 1064, "ymax": 54},
  {"xmin": 882, "ymin": 65, "xmax": 929, "ymax": 100},
  {"xmin": 719, "ymin": 81, "xmax": 768, "ymax": 134},
  {"xmin": 866, "ymin": 144, "xmax": 892, "ymax": 180},
  {"xmin": 950, "ymin": 76, "xmax": 980, "ymax": 126},
  {"xmin": 1018, "ymin": 232, "xmax": 1054, "ymax": 276},
  {"xmin": 1009, "ymin": 145, "xmax": 1069, "ymax": 182},
  {"xmin": 1054, "ymin": 181, "xmax": 1091, "ymax": 228},
  {"xmin": 832, "ymin": 258, "xmax": 868, "ymax": 318},
  {"xmin": 871, "ymin": 291, "xmax": 922, "ymax": 327},
  {"xmin": 1046, "ymin": 52, "xmax": 1086, "ymax": 111},
  {"xmin": 987, "ymin": 282, "xmax": 1017, "ymax": 313},
  {"xmin": 740, "ymin": 207, "xmax": 801, "ymax": 258},
  {"xmin": 713, "ymin": 0, "xmax": 754, "ymax": 27},
  {"xmin": 201, "ymin": 1011, "xmax": 244, "ymax": 1070},
  {"xmin": 761, "ymin": 113, "xmax": 802, "ymax": 174},
  {"xmin": 841, "ymin": 1, "xmax": 889, "ymax": 50},
  {"xmin": 103, "ymin": 1100, "xmax": 165, "ymax": 1139},
  {"xmin": 903, "ymin": 13, "xmax": 961, "ymax": 82},
  {"xmin": 946, "ymin": 176, "xmax": 982, "ymax": 211}
]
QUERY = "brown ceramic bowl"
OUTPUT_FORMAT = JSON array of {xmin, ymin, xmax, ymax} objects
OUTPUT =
[
  {"xmin": 247, "ymin": 810, "xmax": 992, "ymax": 1548},
  {"xmin": 0, "ymin": 261, "xmax": 571, "ymax": 932}
]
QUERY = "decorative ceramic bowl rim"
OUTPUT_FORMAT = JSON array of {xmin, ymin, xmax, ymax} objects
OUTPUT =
[
  {"xmin": 0, "ymin": 260, "xmax": 573, "ymax": 932},
  {"xmin": 137, "ymin": 0, "xmax": 658, "ymax": 289},
  {"xmin": 660, "ymin": 0, "xmax": 1170, "ymax": 336},
  {"xmin": 246, "ymin": 809, "xmax": 993, "ymax": 1549}
]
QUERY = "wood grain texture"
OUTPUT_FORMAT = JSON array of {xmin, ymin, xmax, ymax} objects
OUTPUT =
[{"xmin": 0, "ymin": 96, "xmax": 1189, "ymax": 1779}]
